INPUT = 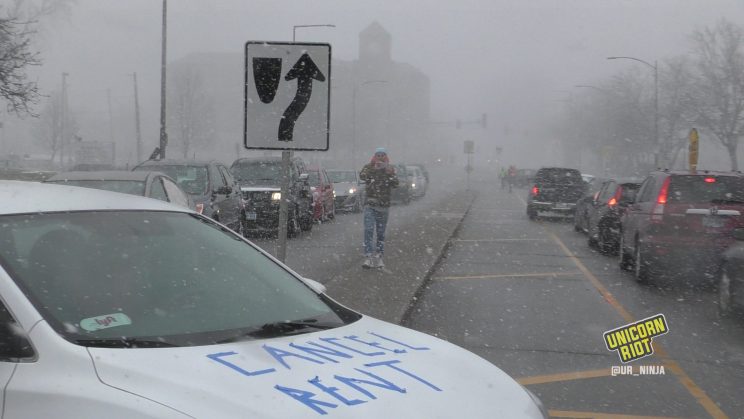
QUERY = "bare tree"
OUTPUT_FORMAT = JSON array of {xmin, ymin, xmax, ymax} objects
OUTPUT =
[
  {"xmin": 0, "ymin": 0, "xmax": 74, "ymax": 115},
  {"xmin": 31, "ymin": 91, "xmax": 78, "ymax": 163},
  {"xmin": 168, "ymin": 67, "xmax": 216, "ymax": 159},
  {"xmin": 658, "ymin": 56, "xmax": 697, "ymax": 168},
  {"xmin": 688, "ymin": 19, "xmax": 744, "ymax": 170}
]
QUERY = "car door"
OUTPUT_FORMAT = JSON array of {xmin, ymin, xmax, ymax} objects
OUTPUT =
[
  {"xmin": 210, "ymin": 165, "xmax": 235, "ymax": 227},
  {"xmin": 0, "ymin": 297, "xmax": 35, "ymax": 411},
  {"xmin": 218, "ymin": 165, "xmax": 242, "ymax": 225}
]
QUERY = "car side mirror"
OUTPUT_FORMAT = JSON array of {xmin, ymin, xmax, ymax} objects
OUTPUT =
[{"xmin": 733, "ymin": 228, "xmax": 744, "ymax": 241}]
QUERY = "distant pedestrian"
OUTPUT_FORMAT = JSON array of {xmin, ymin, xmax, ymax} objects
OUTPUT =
[{"xmin": 359, "ymin": 148, "xmax": 399, "ymax": 269}]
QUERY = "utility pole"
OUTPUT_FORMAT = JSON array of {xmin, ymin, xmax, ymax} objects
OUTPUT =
[
  {"xmin": 60, "ymin": 72, "xmax": 69, "ymax": 167},
  {"xmin": 107, "ymin": 88, "xmax": 114, "ymax": 143},
  {"xmin": 159, "ymin": 0, "xmax": 168, "ymax": 159},
  {"xmin": 132, "ymin": 72, "xmax": 143, "ymax": 163}
]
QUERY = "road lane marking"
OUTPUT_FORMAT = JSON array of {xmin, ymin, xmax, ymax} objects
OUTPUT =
[
  {"xmin": 548, "ymin": 410, "xmax": 687, "ymax": 419},
  {"xmin": 543, "ymin": 229, "xmax": 728, "ymax": 419},
  {"xmin": 517, "ymin": 368, "xmax": 611, "ymax": 385},
  {"xmin": 434, "ymin": 272, "xmax": 582, "ymax": 281},
  {"xmin": 514, "ymin": 194, "xmax": 728, "ymax": 419},
  {"xmin": 454, "ymin": 238, "xmax": 548, "ymax": 242}
]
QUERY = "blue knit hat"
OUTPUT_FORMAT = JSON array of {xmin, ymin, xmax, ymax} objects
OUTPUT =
[{"xmin": 375, "ymin": 147, "xmax": 387, "ymax": 155}]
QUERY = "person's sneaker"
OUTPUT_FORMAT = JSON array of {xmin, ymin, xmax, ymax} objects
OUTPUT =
[
  {"xmin": 362, "ymin": 256, "xmax": 374, "ymax": 269},
  {"xmin": 374, "ymin": 254, "xmax": 385, "ymax": 269}
]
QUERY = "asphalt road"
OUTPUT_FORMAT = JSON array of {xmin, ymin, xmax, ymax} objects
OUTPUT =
[
  {"xmin": 405, "ymin": 169, "xmax": 744, "ymax": 419},
  {"xmin": 248, "ymin": 165, "xmax": 744, "ymax": 418}
]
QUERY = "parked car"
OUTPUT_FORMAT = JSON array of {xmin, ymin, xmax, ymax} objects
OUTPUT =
[
  {"xmin": 406, "ymin": 164, "xmax": 428, "ymax": 198},
  {"xmin": 410, "ymin": 163, "xmax": 429, "ymax": 183},
  {"xmin": 306, "ymin": 166, "xmax": 336, "ymax": 222},
  {"xmin": 618, "ymin": 170, "xmax": 744, "ymax": 283},
  {"xmin": 327, "ymin": 169, "xmax": 364, "ymax": 213},
  {"xmin": 586, "ymin": 178, "xmax": 641, "ymax": 254},
  {"xmin": 230, "ymin": 156, "xmax": 313, "ymax": 236},
  {"xmin": 573, "ymin": 176, "xmax": 607, "ymax": 234},
  {"xmin": 45, "ymin": 170, "xmax": 191, "ymax": 209},
  {"xmin": 390, "ymin": 164, "xmax": 412, "ymax": 204},
  {"xmin": 526, "ymin": 167, "xmax": 586, "ymax": 220},
  {"xmin": 132, "ymin": 159, "xmax": 244, "ymax": 235},
  {"xmin": 0, "ymin": 180, "xmax": 547, "ymax": 418},
  {"xmin": 719, "ymin": 228, "xmax": 744, "ymax": 316}
]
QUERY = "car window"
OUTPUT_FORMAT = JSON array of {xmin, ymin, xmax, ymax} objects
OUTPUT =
[
  {"xmin": 0, "ymin": 211, "xmax": 357, "ymax": 346},
  {"xmin": 668, "ymin": 175, "xmax": 744, "ymax": 204},
  {"xmin": 219, "ymin": 165, "xmax": 235, "ymax": 186},
  {"xmin": 134, "ymin": 165, "xmax": 209, "ymax": 196},
  {"xmin": 327, "ymin": 171, "xmax": 357, "ymax": 183},
  {"xmin": 0, "ymin": 299, "xmax": 34, "ymax": 361},
  {"xmin": 307, "ymin": 171, "xmax": 320, "ymax": 187},
  {"xmin": 231, "ymin": 161, "xmax": 282, "ymax": 184},
  {"xmin": 599, "ymin": 181, "xmax": 616, "ymax": 201},
  {"xmin": 149, "ymin": 177, "xmax": 168, "ymax": 202},
  {"xmin": 637, "ymin": 177, "xmax": 657, "ymax": 203},
  {"xmin": 162, "ymin": 178, "xmax": 190, "ymax": 208},
  {"xmin": 536, "ymin": 168, "xmax": 582, "ymax": 184}
]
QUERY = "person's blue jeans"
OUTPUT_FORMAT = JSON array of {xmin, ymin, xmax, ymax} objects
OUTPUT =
[{"xmin": 363, "ymin": 206, "xmax": 389, "ymax": 256}]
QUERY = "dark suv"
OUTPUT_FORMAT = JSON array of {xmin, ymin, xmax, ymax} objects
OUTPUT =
[
  {"xmin": 230, "ymin": 156, "xmax": 313, "ymax": 237},
  {"xmin": 132, "ymin": 159, "xmax": 244, "ymax": 234},
  {"xmin": 619, "ymin": 170, "xmax": 744, "ymax": 282},
  {"xmin": 526, "ymin": 167, "xmax": 586, "ymax": 220}
]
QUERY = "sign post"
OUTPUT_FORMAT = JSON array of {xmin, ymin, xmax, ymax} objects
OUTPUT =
[
  {"xmin": 464, "ymin": 140, "xmax": 474, "ymax": 191},
  {"xmin": 688, "ymin": 128, "xmax": 699, "ymax": 172},
  {"xmin": 244, "ymin": 41, "xmax": 331, "ymax": 261}
]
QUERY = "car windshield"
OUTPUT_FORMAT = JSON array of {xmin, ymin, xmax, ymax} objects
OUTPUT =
[
  {"xmin": 231, "ymin": 162, "xmax": 281, "ymax": 184},
  {"xmin": 537, "ymin": 169, "xmax": 583, "ymax": 184},
  {"xmin": 46, "ymin": 179, "xmax": 146, "ymax": 196},
  {"xmin": 669, "ymin": 176, "xmax": 744, "ymax": 203},
  {"xmin": 134, "ymin": 165, "xmax": 208, "ymax": 195},
  {"xmin": 327, "ymin": 171, "xmax": 356, "ymax": 183},
  {"xmin": 0, "ymin": 211, "xmax": 354, "ymax": 346}
]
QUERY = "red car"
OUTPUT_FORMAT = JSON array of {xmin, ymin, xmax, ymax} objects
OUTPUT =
[
  {"xmin": 618, "ymin": 170, "xmax": 744, "ymax": 282},
  {"xmin": 306, "ymin": 166, "xmax": 336, "ymax": 222}
]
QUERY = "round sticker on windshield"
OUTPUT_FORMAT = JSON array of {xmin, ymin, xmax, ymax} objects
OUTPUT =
[{"xmin": 80, "ymin": 313, "xmax": 132, "ymax": 331}]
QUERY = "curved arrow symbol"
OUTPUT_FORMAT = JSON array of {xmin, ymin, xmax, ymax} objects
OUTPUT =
[{"xmin": 278, "ymin": 53, "xmax": 326, "ymax": 142}]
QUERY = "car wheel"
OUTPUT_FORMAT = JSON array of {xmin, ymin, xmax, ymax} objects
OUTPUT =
[
  {"xmin": 618, "ymin": 233, "xmax": 632, "ymax": 270},
  {"xmin": 328, "ymin": 201, "xmax": 335, "ymax": 220},
  {"xmin": 527, "ymin": 206, "xmax": 537, "ymax": 221},
  {"xmin": 718, "ymin": 264, "xmax": 733, "ymax": 317},
  {"xmin": 634, "ymin": 241, "xmax": 650, "ymax": 283}
]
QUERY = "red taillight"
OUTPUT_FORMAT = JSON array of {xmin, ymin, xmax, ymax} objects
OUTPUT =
[
  {"xmin": 531, "ymin": 186, "xmax": 539, "ymax": 196},
  {"xmin": 704, "ymin": 177, "xmax": 716, "ymax": 183},
  {"xmin": 608, "ymin": 186, "xmax": 622, "ymax": 207},
  {"xmin": 608, "ymin": 197, "xmax": 617, "ymax": 207},
  {"xmin": 195, "ymin": 203, "xmax": 205, "ymax": 214},
  {"xmin": 652, "ymin": 177, "xmax": 671, "ymax": 222}
]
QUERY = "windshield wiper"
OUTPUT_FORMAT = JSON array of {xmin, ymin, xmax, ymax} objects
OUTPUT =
[
  {"xmin": 75, "ymin": 337, "xmax": 180, "ymax": 348},
  {"xmin": 215, "ymin": 319, "xmax": 340, "ymax": 343}
]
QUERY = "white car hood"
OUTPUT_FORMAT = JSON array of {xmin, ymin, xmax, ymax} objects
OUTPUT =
[{"xmin": 89, "ymin": 316, "xmax": 543, "ymax": 418}]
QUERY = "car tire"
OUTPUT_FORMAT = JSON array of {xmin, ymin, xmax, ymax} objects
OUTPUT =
[
  {"xmin": 527, "ymin": 206, "xmax": 537, "ymax": 221},
  {"xmin": 587, "ymin": 234, "xmax": 598, "ymax": 249},
  {"xmin": 634, "ymin": 241, "xmax": 651, "ymax": 283},
  {"xmin": 718, "ymin": 264, "xmax": 733, "ymax": 317},
  {"xmin": 618, "ymin": 234, "xmax": 632, "ymax": 271},
  {"xmin": 328, "ymin": 201, "xmax": 335, "ymax": 220}
]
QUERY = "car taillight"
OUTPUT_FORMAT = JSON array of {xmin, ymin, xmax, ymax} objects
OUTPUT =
[
  {"xmin": 608, "ymin": 187, "xmax": 622, "ymax": 207},
  {"xmin": 195, "ymin": 203, "xmax": 205, "ymax": 214},
  {"xmin": 704, "ymin": 177, "xmax": 716, "ymax": 183},
  {"xmin": 531, "ymin": 186, "xmax": 539, "ymax": 196},
  {"xmin": 652, "ymin": 177, "xmax": 671, "ymax": 222}
]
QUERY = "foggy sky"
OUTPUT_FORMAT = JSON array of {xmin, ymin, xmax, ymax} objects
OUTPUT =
[{"xmin": 18, "ymin": 0, "xmax": 744, "ymax": 167}]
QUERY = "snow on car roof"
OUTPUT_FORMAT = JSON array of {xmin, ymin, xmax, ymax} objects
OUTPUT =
[{"xmin": 0, "ymin": 180, "xmax": 190, "ymax": 215}]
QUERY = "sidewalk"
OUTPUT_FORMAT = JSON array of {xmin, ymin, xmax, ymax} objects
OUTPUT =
[{"xmin": 323, "ymin": 189, "xmax": 476, "ymax": 324}]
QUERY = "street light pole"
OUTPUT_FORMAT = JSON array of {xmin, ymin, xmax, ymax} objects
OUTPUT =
[
  {"xmin": 607, "ymin": 56, "xmax": 659, "ymax": 167},
  {"xmin": 159, "ymin": 0, "xmax": 168, "ymax": 160}
]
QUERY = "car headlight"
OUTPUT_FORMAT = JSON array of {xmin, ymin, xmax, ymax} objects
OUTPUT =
[
  {"xmin": 411, "ymin": 183, "xmax": 417, "ymax": 188},
  {"xmin": 349, "ymin": 187, "xmax": 357, "ymax": 194},
  {"xmin": 271, "ymin": 192, "xmax": 281, "ymax": 201},
  {"xmin": 333, "ymin": 190, "xmax": 336, "ymax": 198}
]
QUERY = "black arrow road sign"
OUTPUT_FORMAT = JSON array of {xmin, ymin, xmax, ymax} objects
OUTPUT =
[
  {"xmin": 252, "ymin": 57, "xmax": 283, "ymax": 104},
  {"xmin": 278, "ymin": 53, "xmax": 326, "ymax": 142}
]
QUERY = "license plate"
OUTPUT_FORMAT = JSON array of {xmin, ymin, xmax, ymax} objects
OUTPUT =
[
  {"xmin": 703, "ymin": 216, "xmax": 725, "ymax": 228},
  {"xmin": 246, "ymin": 212, "xmax": 257, "ymax": 221},
  {"xmin": 555, "ymin": 203, "xmax": 569, "ymax": 209}
]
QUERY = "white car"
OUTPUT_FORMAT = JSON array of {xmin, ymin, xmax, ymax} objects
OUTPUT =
[
  {"xmin": 406, "ymin": 165, "xmax": 428, "ymax": 198},
  {"xmin": 0, "ymin": 180, "xmax": 547, "ymax": 419}
]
